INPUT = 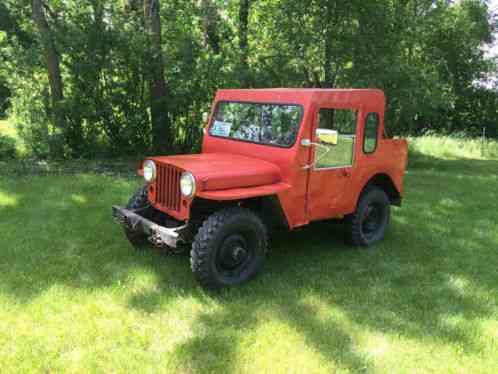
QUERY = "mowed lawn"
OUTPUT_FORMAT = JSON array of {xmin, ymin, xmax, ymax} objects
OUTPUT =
[{"xmin": 1, "ymin": 153, "xmax": 498, "ymax": 372}]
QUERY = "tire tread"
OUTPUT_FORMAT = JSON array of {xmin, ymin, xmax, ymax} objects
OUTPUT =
[
  {"xmin": 124, "ymin": 186, "xmax": 151, "ymax": 249},
  {"xmin": 345, "ymin": 186, "xmax": 389, "ymax": 247},
  {"xmin": 191, "ymin": 207, "xmax": 267, "ymax": 289}
]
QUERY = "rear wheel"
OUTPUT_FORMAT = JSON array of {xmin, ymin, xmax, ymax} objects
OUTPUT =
[
  {"xmin": 191, "ymin": 207, "xmax": 267, "ymax": 289},
  {"xmin": 345, "ymin": 186, "xmax": 390, "ymax": 247}
]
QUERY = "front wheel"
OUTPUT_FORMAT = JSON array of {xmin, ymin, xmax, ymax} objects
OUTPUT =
[
  {"xmin": 191, "ymin": 207, "xmax": 268, "ymax": 290},
  {"xmin": 124, "ymin": 186, "xmax": 154, "ymax": 250},
  {"xmin": 345, "ymin": 186, "xmax": 390, "ymax": 247}
]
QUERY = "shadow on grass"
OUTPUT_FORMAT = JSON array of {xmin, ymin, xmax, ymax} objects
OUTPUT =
[{"xmin": 1, "ymin": 158, "xmax": 497, "ymax": 371}]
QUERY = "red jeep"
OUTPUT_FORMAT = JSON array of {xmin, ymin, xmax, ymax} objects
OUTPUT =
[{"xmin": 113, "ymin": 89, "xmax": 408, "ymax": 289}]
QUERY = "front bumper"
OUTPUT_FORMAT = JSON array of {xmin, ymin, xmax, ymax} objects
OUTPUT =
[{"xmin": 112, "ymin": 206, "xmax": 187, "ymax": 248}]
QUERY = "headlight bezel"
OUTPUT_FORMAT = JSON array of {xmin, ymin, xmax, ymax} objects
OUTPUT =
[
  {"xmin": 180, "ymin": 172, "xmax": 196, "ymax": 198},
  {"xmin": 143, "ymin": 160, "xmax": 157, "ymax": 183}
]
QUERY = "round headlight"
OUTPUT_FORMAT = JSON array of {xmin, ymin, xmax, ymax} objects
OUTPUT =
[
  {"xmin": 143, "ymin": 160, "xmax": 156, "ymax": 183},
  {"xmin": 180, "ymin": 172, "xmax": 196, "ymax": 198}
]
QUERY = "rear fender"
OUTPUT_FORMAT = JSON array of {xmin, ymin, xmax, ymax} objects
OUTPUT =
[{"xmin": 356, "ymin": 172, "xmax": 403, "ymax": 207}]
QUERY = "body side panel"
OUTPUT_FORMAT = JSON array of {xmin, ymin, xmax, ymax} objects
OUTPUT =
[
  {"xmin": 347, "ymin": 138, "xmax": 408, "ymax": 213},
  {"xmin": 306, "ymin": 92, "xmax": 386, "ymax": 219}
]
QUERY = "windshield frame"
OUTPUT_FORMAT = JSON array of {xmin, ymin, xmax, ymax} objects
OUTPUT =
[{"xmin": 208, "ymin": 100, "xmax": 305, "ymax": 149}]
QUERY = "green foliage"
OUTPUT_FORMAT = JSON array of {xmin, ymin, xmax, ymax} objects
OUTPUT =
[
  {"xmin": 0, "ymin": 134, "xmax": 16, "ymax": 159},
  {"xmin": 409, "ymin": 134, "xmax": 498, "ymax": 163},
  {"xmin": 0, "ymin": 0, "xmax": 496, "ymax": 159},
  {"xmin": 0, "ymin": 80, "xmax": 9, "ymax": 117},
  {"xmin": 0, "ymin": 119, "xmax": 22, "ymax": 157}
]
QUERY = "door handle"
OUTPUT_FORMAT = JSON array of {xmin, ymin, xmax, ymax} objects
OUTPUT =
[{"xmin": 342, "ymin": 170, "xmax": 352, "ymax": 178}]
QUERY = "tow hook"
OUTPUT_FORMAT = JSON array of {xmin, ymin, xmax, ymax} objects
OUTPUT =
[{"xmin": 149, "ymin": 231, "xmax": 166, "ymax": 247}]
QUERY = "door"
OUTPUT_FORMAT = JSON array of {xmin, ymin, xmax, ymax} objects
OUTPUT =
[{"xmin": 306, "ymin": 107, "xmax": 358, "ymax": 221}]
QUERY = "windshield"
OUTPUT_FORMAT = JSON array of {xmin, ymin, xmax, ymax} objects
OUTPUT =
[{"xmin": 209, "ymin": 101, "xmax": 303, "ymax": 147}]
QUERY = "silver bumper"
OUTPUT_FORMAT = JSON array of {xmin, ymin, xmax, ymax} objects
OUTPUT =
[{"xmin": 112, "ymin": 205, "xmax": 186, "ymax": 248}]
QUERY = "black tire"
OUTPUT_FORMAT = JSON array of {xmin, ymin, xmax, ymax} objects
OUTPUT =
[
  {"xmin": 124, "ymin": 186, "xmax": 153, "ymax": 250},
  {"xmin": 191, "ymin": 207, "xmax": 267, "ymax": 290},
  {"xmin": 345, "ymin": 186, "xmax": 390, "ymax": 247}
]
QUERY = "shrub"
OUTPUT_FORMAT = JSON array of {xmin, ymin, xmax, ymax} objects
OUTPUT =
[{"xmin": 0, "ymin": 134, "xmax": 17, "ymax": 159}]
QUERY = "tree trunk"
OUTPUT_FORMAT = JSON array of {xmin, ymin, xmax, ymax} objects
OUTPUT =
[
  {"xmin": 144, "ymin": 0, "xmax": 171, "ymax": 152},
  {"xmin": 239, "ymin": 0, "xmax": 250, "ymax": 87},
  {"xmin": 32, "ymin": 0, "xmax": 65, "ymax": 155},
  {"xmin": 323, "ymin": 1, "xmax": 336, "ymax": 88},
  {"xmin": 323, "ymin": 37, "xmax": 333, "ymax": 88},
  {"xmin": 200, "ymin": 0, "xmax": 221, "ymax": 54}
]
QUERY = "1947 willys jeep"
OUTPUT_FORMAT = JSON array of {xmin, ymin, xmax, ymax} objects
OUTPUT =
[{"xmin": 112, "ymin": 89, "xmax": 408, "ymax": 289}]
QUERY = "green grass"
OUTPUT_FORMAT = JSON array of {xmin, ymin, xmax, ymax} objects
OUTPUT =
[
  {"xmin": 409, "ymin": 135, "xmax": 498, "ymax": 161},
  {"xmin": 316, "ymin": 136, "xmax": 354, "ymax": 168},
  {"xmin": 1, "ymin": 142, "xmax": 498, "ymax": 373}
]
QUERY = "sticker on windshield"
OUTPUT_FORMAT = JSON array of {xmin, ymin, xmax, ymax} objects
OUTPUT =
[{"xmin": 211, "ymin": 121, "xmax": 232, "ymax": 137}]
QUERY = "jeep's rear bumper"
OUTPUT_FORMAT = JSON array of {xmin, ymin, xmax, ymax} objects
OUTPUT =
[{"xmin": 112, "ymin": 206, "xmax": 187, "ymax": 248}]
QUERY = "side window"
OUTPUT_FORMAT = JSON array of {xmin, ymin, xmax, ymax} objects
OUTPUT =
[
  {"xmin": 316, "ymin": 108, "xmax": 357, "ymax": 169},
  {"xmin": 363, "ymin": 113, "xmax": 379, "ymax": 154}
]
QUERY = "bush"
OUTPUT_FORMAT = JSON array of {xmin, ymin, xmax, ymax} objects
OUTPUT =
[
  {"xmin": 0, "ymin": 134, "xmax": 17, "ymax": 159},
  {"xmin": 0, "ymin": 81, "xmax": 10, "ymax": 118}
]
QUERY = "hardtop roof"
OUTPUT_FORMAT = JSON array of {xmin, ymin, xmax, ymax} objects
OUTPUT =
[{"xmin": 215, "ymin": 88, "xmax": 385, "ymax": 111}]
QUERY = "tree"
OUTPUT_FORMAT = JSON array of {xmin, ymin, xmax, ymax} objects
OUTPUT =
[
  {"xmin": 31, "ymin": 0, "xmax": 65, "ymax": 155},
  {"xmin": 0, "ymin": 2, "xmax": 32, "ymax": 47},
  {"xmin": 144, "ymin": 0, "xmax": 171, "ymax": 152},
  {"xmin": 239, "ymin": 0, "xmax": 251, "ymax": 86},
  {"xmin": 0, "ymin": 0, "xmax": 496, "ymax": 160},
  {"xmin": 200, "ymin": 0, "xmax": 221, "ymax": 54}
]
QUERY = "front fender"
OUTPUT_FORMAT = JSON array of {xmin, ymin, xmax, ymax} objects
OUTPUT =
[{"xmin": 196, "ymin": 182, "xmax": 291, "ymax": 201}]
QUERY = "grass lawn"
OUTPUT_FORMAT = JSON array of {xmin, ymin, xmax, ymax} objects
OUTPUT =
[{"xmin": 1, "ymin": 144, "xmax": 498, "ymax": 373}]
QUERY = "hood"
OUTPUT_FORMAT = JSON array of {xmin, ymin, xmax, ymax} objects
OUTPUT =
[{"xmin": 151, "ymin": 153, "xmax": 282, "ymax": 191}]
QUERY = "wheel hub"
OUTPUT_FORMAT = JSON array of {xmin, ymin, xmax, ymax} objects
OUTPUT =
[
  {"xmin": 218, "ymin": 234, "xmax": 251, "ymax": 272},
  {"xmin": 232, "ymin": 246, "xmax": 247, "ymax": 262},
  {"xmin": 362, "ymin": 203, "xmax": 383, "ymax": 236}
]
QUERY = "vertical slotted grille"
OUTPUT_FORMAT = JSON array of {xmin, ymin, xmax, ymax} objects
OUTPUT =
[{"xmin": 156, "ymin": 164, "xmax": 181, "ymax": 212}]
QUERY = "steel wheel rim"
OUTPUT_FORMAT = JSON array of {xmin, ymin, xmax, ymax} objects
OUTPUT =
[
  {"xmin": 215, "ymin": 233, "xmax": 254, "ymax": 278},
  {"xmin": 361, "ymin": 202, "xmax": 384, "ymax": 240}
]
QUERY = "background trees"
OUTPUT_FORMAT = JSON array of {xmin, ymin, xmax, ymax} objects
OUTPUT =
[{"xmin": 0, "ymin": 0, "xmax": 496, "ymax": 159}]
